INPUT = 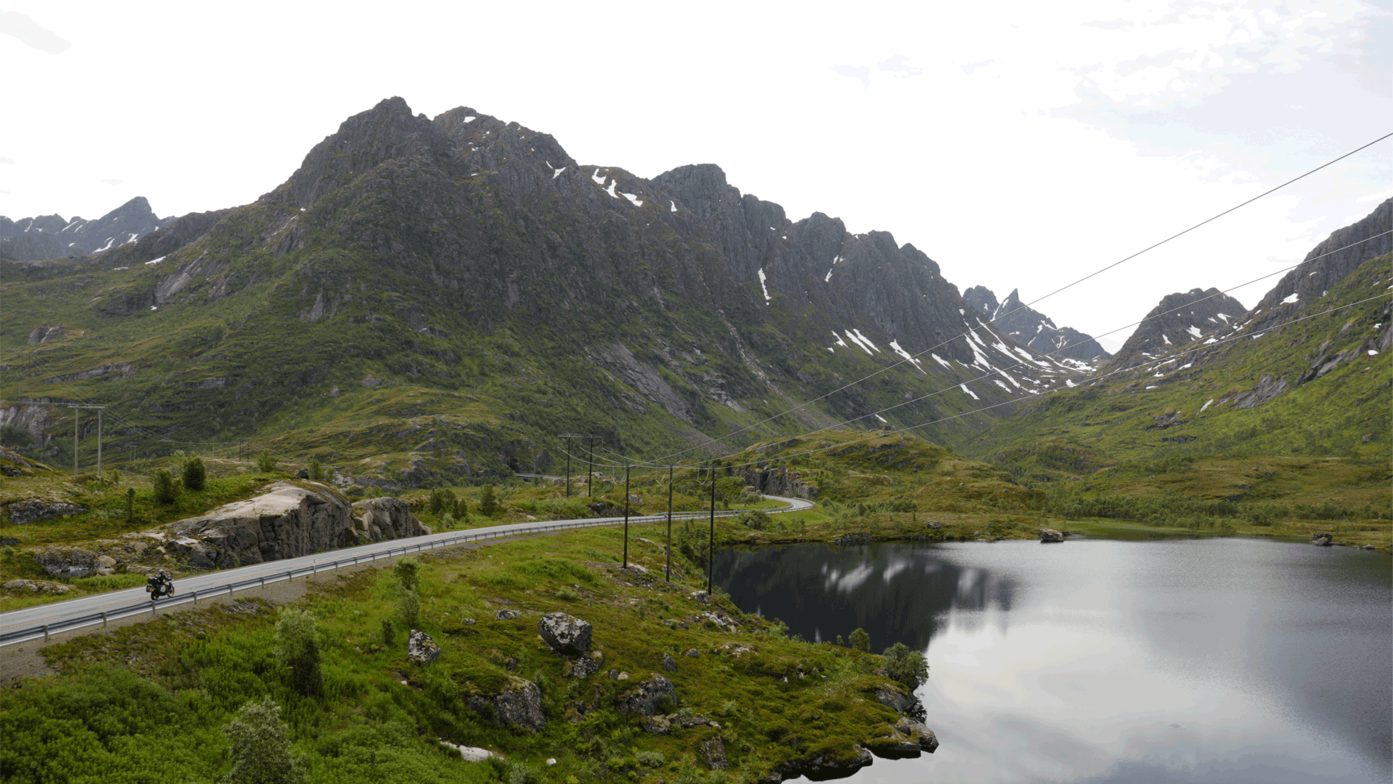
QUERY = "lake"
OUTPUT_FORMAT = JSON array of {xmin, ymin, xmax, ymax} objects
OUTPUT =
[{"xmin": 713, "ymin": 538, "xmax": 1392, "ymax": 783}]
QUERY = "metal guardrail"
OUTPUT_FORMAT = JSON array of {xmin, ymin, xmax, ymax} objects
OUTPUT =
[{"xmin": 0, "ymin": 502, "xmax": 798, "ymax": 648}]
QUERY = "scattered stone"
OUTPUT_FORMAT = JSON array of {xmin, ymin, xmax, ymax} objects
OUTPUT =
[
  {"xmin": 690, "ymin": 590, "xmax": 710, "ymax": 605},
  {"xmin": 296, "ymin": 468, "xmax": 310, "ymax": 479},
  {"xmin": 1039, "ymin": 528, "xmax": 1065, "ymax": 544},
  {"xmin": 439, "ymin": 739, "xmax": 498, "ymax": 762},
  {"xmin": 607, "ymin": 669, "xmax": 621, "ymax": 680},
  {"xmin": 874, "ymin": 687, "xmax": 917, "ymax": 715},
  {"xmin": 642, "ymin": 715, "xmax": 672, "ymax": 734},
  {"xmin": 406, "ymin": 629, "xmax": 440, "ymax": 666},
  {"xmin": 617, "ymin": 674, "xmax": 677, "ymax": 717},
  {"xmin": 537, "ymin": 612, "xmax": 592, "ymax": 655},
  {"xmin": 0, "ymin": 537, "xmax": 20, "ymax": 547},
  {"xmin": 701, "ymin": 736, "xmax": 728, "ymax": 770},
  {"xmin": 1362, "ymin": 544, "xmax": 1375, "ymax": 550},
  {"xmin": 564, "ymin": 650, "xmax": 604, "ymax": 679},
  {"xmin": 663, "ymin": 619, "xmax": 689, "ymax": 630},
  {"xmin": 462, "ymin": 618, "xmax": 477, "ymax": 625},
  {"xmin": 496, "ymin": 609, "xmax": 519, "ymax": 620},
  {"xmin": 618, "ymin": 671, "xmax": 630, "ymax": 680},
  {"xmin": 925, "ymin": 522, "xmax": 942, "ymax": 530},
  {"xmin": 896, "ymin": 716, "xmax": 939, "ymax": 753},
  {"xmin": 3, "ymin": 578, "xmax": 74, "ymax": 595},
  {"xmin": 775, "ymin": 746, "xmax": 874, "ymax": 781},
  {"xmin": 660, "ymin": 652, "xmax": 678, "ymax": 672},
  {"xmin": 713, "ymin": 642, "xmax": 754, "ymax": 657},
  {"xmin": 684, "ymin": 648, "xmax": 700, "ymax": 659},
  {"xmin": 504, "ymin": 657, "xmax": 518, "ymax": 671},
  {"xmin": 1310, "ymin": 532, "xmax": 1334, "ymax": 547},
  {"xmin": 32, "ymin": 546, "xmax": 102, "ymax": 579}
]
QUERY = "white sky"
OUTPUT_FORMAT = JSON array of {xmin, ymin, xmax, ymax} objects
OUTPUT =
[{"xmin": 2, "ymin": 0, "xmax": 1389, "ymax": 346}]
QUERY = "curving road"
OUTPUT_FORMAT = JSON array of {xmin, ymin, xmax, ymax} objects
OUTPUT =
[{"xmin": 0, "ymin": 495, "xmax": 814, "ymax": 648}]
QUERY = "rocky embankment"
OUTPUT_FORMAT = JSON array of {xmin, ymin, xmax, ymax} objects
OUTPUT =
[{"xmin": 30, "ymin": 481, "xmax": 429, "ymax": 579}]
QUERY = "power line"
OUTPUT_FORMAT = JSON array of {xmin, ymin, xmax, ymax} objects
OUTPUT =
[
  {"xmin": 589, "ymin": 231, "xmax": 1391, "ymax": 470},
  {"xmin": 637, "ymin": 133, "xmax": 1393, "ymax": 466}
]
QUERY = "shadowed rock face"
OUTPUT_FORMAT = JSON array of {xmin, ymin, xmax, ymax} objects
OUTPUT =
[
  {"xmin": 157, "ymin": 482, "xmax": 426, "ymax": 569},
  {"xmin": 963, "ymin": 285, "xmax": 1110, "ymax": 362},
  {"xmin": 1108, "ymin": 287, "xmax": 1248, "ymax": 370}
]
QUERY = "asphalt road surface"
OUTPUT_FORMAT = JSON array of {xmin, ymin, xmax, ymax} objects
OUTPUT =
[{"xmin": 0, "ymin": 494, "xmax": 814, "ymax": 647}]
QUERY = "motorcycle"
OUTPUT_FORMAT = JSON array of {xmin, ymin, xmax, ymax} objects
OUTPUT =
[{"xmin": 145, "ymin": 570, "xmax": 175, "ymax": 600}]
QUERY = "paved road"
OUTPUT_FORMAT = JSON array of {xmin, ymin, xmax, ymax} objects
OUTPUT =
[{"xmin": 0, "ymin": 494, "xmax": 814, "ymax": 647}]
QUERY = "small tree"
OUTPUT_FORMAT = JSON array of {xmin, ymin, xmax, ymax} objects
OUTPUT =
[
  {"xmin": 308, "ymin": 457, "xmax": 323, "ymax": 482},
  {"xmin": 849, "ymin": 627, "xmax": 871, "ymax": 653},
  {"xmin": 151, "ymin": 469, "xmax": 177, "ymax": 504},
  {"xmin": 124, "ymin": 487, "xmax": 136, "ymax": 522},
  {"xmin": 882, "ymin": 642, "xmax": 929, "ymax": 690},
  {"xmin": 221, "ymin": 696, "xmax": 306, "ymax": 784},
  {"xmin": 392, "ymin": 557, "xmax": 420, "ymax": 593},
  {"xmin": 479, "ymin": 485, "xmax": 498, "ymax": 517},
  {"xmin": 454, "ymin": 497, "xmax": 469, "ymax": 523},
  {"xmin": 182, "ymin": 456, "xmax": 207, "ymax": 492},
  {"xmin": 380, "ymin": 618, "xmax": 396, "ymax": 647},
  {"xmin": 397, "ymin": 587, "xmax": 421, "ymax": 629},
  {"xmin": 256, "ymin": 450, "xmax": 277, "ymax": 473},
  {"xmin": 274, "ymin": 608, "xmax": 323, "ymax": 696}
]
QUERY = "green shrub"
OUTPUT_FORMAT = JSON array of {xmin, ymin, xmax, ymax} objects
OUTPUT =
[
  {"xmin": 308, "ymin": 457, "xmax": 324, "ymax": 482},
  {"xmin": 636, "ymin": 750, "xmax": 665, "ymax": 768},
  {"xmin": 182, "ymin": 456, "xmax": 207, "ymax": 491},
  {"xmin": 397, "ymin": 588, "xmax": 420, "ymax": 629},
  {"xmin": 256, "ymin": 450, "xmax": 277, "ymax": 473},
  {"xmin": 222, "ymin": 696, "xmax": 306, "ymax": 784},
  {"xmin": 274, "ymin": 608, "xmax": 323, "ymax": 696},
  {"xmin": 124, "ymin": 487, "xmax": 136, "ymax": 521},
  {"xmin": 882, "ymin": 642, "xmax": 929, "ymax": 690},
  {"xmin": 480, "ymin": 485, "xmax": 499, "ymax": 517},
  {"xmin": 380, "ymin": 618, "xmax": 395, "ymax": 647},
  {"xmin": 151, "ymin": 469, "xmax": 177, "ymax": 504},
  {"xmin": 849, "ymin": 628, "xmax": 870, "ymax": 652},
  {"xmin": 392, "ymin": 558, "xmax": 420, "ymax": 593},
  {"xmin": 734, "ymin": 510, "xmax": 772, "ymax": 531}
]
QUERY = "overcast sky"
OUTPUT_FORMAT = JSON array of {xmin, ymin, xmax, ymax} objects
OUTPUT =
[{"xmin": 2, "ymin": 0, "xmax": 1388, "ymax": 348}]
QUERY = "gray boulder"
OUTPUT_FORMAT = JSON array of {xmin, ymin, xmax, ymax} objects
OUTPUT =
[
  {"xmin": 616, "ymin": 674, "xmax": 677, "ymax": 716},
  {"xmin": 564, "ymin": 650, "xmax": 604, "ymax": 679},
  {"xmin": 701, "ymin": 736, "xmax": 728, "ymax": 770},
  {"xmin": 407, "ymin": 629, "xmax": 440, "ymax": 666},
  {"xmin": 660, "ymin": 652, "xmax": 678, "ymax": 672},
  {"xmin": 486, "ymin": 677, "xmax": 546, "ymax": 733},
  {"xmin": 33, "ymin": 546, "xmax": 101, "ymax": 579},
  {"xmin": 1310, "ymin": 532, "xmax": 1334, "ymax": 546},
  {"xmin": 5, "ymin": 499, "xmax": 85, "ymax": 525},
  {"xmin": 1039, "ymin": 528, "xmax": 1065, "ymax": 543},
  {"xmin": 537, "ymin": 612, "xmax": 592, "ymax": 655},
  {"xmin": 496, "ymin": 609, "xmax": 519, "ymax": 621},
  {"xmin": 351, "ymin": 497, "xmax": 430, "ymax": 542}
]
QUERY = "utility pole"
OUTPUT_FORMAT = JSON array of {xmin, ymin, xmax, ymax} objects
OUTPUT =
[
  {"xmin": 666, "ymin": 464, "xmax": 674, "ymax": 582},
  {"xmin": 622, "ymin": 464, "xmax": 630, "ymax": 569},
  {"xmin": 587, "ymin": 438, "xmax": 595, "ymax": 498},
  {"xmin": 64, "ymin": 404, "xmax": 107, "ymax": 478},
  {"xmin": 708, "ymin": 463, "xmax": 717, "ymax": 595},
  {"xmin": 560, "ymin": 434, "xmax": 601, "ymax": 498}
]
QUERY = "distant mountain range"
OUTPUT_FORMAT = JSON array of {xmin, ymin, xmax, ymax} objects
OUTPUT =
[
  {"xmin": 0, "ymin": 197, "xmax": 172, "ymax": 260},
  {"xmin": 1, "ymin": 97, "xmax": 1387, "ymax": 483},
  {"xmin": 962, "ymin": 286, "xmax": 1111, "ymax": 362}
]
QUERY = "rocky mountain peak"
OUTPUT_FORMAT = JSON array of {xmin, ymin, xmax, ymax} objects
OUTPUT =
[
  {"xmin": 1108, "ymin": 287, "xmax": 1246, "ymax": 369},
  {"xmin": 0, "ymin": 196, "xmax": 168, "ymax": 261},
  {"xmin": 961, "ymin": 285, "xmax": 1107, "ymax": 362}
]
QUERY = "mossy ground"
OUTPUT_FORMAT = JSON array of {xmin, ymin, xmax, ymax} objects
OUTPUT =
[{"xmin": 2, "ymin": 525, "xmax": 918, "ymax": 784}]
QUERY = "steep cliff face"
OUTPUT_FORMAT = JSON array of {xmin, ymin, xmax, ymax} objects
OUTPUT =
[
  {"xmin": 1248, "ymin": 197, "xmax": 1392, "ymax": 330},
  {"xmin": 1108, "ymin": 288, "xmax": 1248, "ymax": 370},
  {"xmin": 963, "ymin": 286, "xmax": 1110, "ymax": 362}
]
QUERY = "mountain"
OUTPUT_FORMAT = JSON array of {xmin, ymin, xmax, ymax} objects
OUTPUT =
[
  {"xmin": 970, "ymin": 199, "xmax": 1391, "ymax": 483},
  {"xmin": 1106, "ymin": 287, "xmax": 1248, "ymax": 370},
  {"xmin": 0, "ymin": 196, "xmax": 172, "ymax": 260},
  {"xmin": 1, "ymin": 97, "xmax": 1089, "ymax": 481},
  {"xmin": 962, "ymin": 286, "xmax": 1111, "ymax": 363}
]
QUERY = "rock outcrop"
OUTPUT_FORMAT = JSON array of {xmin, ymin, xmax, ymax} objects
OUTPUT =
[
  {"xmin": 616, "ymin": 674, "xmax": 677, "ymax": 717},
  {"xmin": 964, "ymin": 285, "xmax": 1110, "ymax": 362},
  {"xmin": 537, "ymin": 612, "xmax": 592, "ymax": 655},
  {"xmin": 1109, "ymin": 288, "xmax": 1248, "ymax": 370},
  {"xmin": 143, "ymin": 482, "xmax": 426, "ymax": 570},
  {"xmin": 737, "ymin": 464, "xmax": 818, "ymax": 499},
  {"xmin": 1039, "ymin": 528, "xmax": 1064, "ymax": 543},
  {"xmin": 4, "ymin": 499, "xmax": 84, "ymax": 525},
  {"xmin": 407, "ymin": 629, "xmax": 440, "ymax": 665},
  {"xmin": 468, "ymin": 677, "xmax": 545, "ymax": 733}
]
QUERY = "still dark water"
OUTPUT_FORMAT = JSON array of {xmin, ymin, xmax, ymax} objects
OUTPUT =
[{"xmin": 714, "ymin": 539, "xmax": 1392, "ymax": 784}]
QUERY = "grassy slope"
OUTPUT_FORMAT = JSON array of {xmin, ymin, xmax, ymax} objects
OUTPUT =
[
  {"xmin": 2, "ymin": 526, "xmax": 921, "ymax": 784},
  {"xmin": 956, "ymin": 255, "xmax": 1392, "ymax": 549}
]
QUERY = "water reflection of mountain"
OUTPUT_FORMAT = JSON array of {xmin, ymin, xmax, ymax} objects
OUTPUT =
[{"xmin": 714, "ymin": 542, "xmax": 1017, "ymax": 652}]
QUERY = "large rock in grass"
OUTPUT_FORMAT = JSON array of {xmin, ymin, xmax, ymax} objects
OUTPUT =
[
  {"xmin": 538, "ymin": 612, "xmax": 592, "ymax": 655},
  {"xmin": 468, "ymin": 677, "xmax": 546, "ymax": 733},
  {"xmin": 407, "ymin": 629, "xmax": 440, "ymax": 665},
  {"xmin": 775, "ymin": 746, "xmax": 874, "ymax": 782},
  {"xmin": 32, "ymin": 546, "xmax": 102, "ymax": 578},
  {"xmin": 1310, "ymin": 532, "xmax": 1334, "ymax": 546},
  {"xmin": 1039, "ymin": 528, "xmax": 1064, "ymax": 543},
  {"xmin": 616, "ymin": 674, "xmax": 677, "ymax": 716},
  {"xmin": 5, "ymin": 499, "xmax": 85, "ymax": 525}
]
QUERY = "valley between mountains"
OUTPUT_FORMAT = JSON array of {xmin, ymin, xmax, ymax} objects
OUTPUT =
[{"xmin": 1, "ymin": 97, "xmax": 1389, "ymax": 784}]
